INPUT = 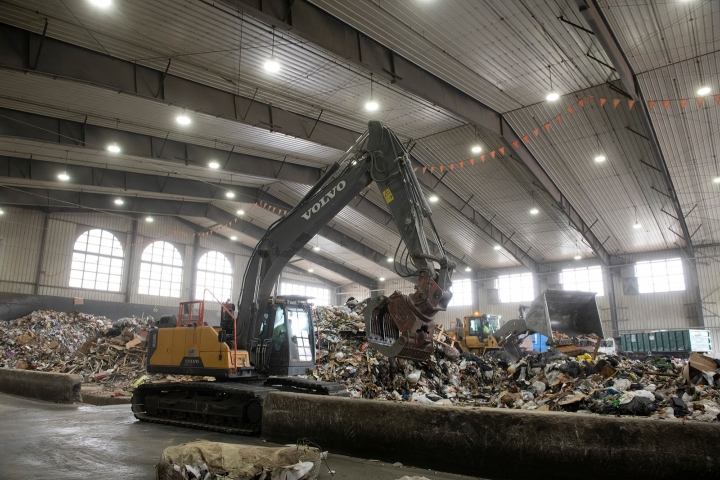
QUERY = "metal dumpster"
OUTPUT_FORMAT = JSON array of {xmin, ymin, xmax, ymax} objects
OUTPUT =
[{"xmin": 523, "ymin": 290, "xmax": 604, "ymax": 341}]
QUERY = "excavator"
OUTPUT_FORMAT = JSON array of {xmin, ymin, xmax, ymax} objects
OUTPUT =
[{"xmin": 131, "ymin": 121, "xmax": 455, "ymax": 434}]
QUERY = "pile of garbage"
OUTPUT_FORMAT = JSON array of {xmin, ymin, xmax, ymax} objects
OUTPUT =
[
  {"xmin": 312, "ymin": 303, "xmax": 720, "ymax": 421},
  {"xmin": 0, "ymin": 310, "xmax": 158, "ymax": 393}
]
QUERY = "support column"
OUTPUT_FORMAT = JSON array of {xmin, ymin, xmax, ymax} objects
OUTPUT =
[
  {"xmin": 604, "ymin": 265, "xmax": 619, "ymax": 338},
  {"xmin": 33, "ymin": 212, "xmax": 49, "ymax": 295},
  {"xmin": 190, "ymin": 232, "xmax": 200, "ymax": 300},
  {"xmin": 124, "ymin": 217, "xmax": 139, "ymax": 303}
]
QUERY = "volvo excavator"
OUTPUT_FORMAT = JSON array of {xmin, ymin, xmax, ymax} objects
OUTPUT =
[{"xmin": 131, "ymin": 121, "xmax": 455, "ymax": 434}]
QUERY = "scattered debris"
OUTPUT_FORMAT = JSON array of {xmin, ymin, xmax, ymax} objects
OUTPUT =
[{"xmin": 310, "ymin": 303, "xmax": 720, "ymax": 421}]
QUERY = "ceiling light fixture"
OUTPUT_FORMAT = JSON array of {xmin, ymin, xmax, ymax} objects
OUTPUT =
[
  {"xmin": 471, "ymin": 145, "xmax": 482, "ymax": 154},
  {"xmin": 225, "ymin": 191, "xmax": 235, "ymax": 199},
  {"xmin": 0, "ymin": 208, "xmax": 4, "ymax": 215},
  {"xmin": 465, "ymin": 266, "xmax": 471, "ymax": 272},
  {"xmin": 379, "ymin": 277, "xmax": 385, "ymax": 281},
  {"xmin": 633, "ymin": 221, "xmax": 641, "ymax": 229},
  {"xmin": 89, "ymin": 0, "xmax": 111, "ymax": 8},
  {"xmin": 107, "ymin": 143, "xmax": 120, "ymax": 153},
  {"xmin": 209, "ymin": 161, "xmax": 220, "ymax": 169},
  {"xmin": 145, "ymin": 216, "xmax": 153, "ymax": 223},
  {"xmin": 114, "ymin": 198, "xmax": 124, "ymax": 205},
  {"xmin": 176, "ymin": 112, "xmax": 191, "ymax": 125},
  {"xmin": 365, "ymin": 73, "xmax": 379, "ymax": 111},
  {"xmin": 264, "ymin": 27, "xmax": 281, "ymax": 73},
  {"xmin": 697, "ymin": 86, "xmax": 712, "ymax": 96},
  {"xmin": 530, "ymin": 192, "xmax": 539, "ymax": 215},
  {"xmin": 428, "ymin": 195, "xmax": 438, "ymax": 203},
  {"xmin": 387, "ymin": 257, "xmax": 394, "ymax": 263},
  {"xmin": 58, "ymin": 172, "xmax": 70, "ymax": 181},
  {"xmin": 236, "ymin": 209, "xmax": 245, "ymax": 215},
  {"xmin": 546, "ymin": 65, "xmax": 560, "ymax": 102},
  {"xmin": 594, "ymin": 155, "xmax": 606, "ymax": 163},
  {"xmin": 713, "ymin": 176, "xmax": 720, "ymax": 184},
  {"xmin": 308, "ymin": 269, "xmax": 314, "ymax": 273},
  {"xmin": 231, "ymin": 236, "xmax": 237, "ymax": 241},
  {"xmin": 574, "ymin": 254, "xmax": 582, "ymax": 260},
  {"xmin": 313, "ymin": 245, "xmax": 320, "ymax": 251},
  {"xmin": 494, "ymin": 245, "xmax": 502, "ymax": 250}
]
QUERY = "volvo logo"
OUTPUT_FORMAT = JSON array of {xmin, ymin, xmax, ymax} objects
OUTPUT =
[{"xmin": 301, "ymin": 181, "xmax": 346, "ymax": 220}]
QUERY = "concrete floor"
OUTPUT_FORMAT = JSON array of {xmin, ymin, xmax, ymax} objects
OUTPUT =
[{"xmin": 0, "ymin": 393, "xmax": 481, "ymax": 480}]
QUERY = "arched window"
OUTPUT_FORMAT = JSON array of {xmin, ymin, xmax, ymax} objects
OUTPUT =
[
  {"xmin": 138, "ymin": 241, "xmax": 183, "ymax": 297},
  {"xmin": 69, "ymin": 229, "xmax": 124, "ymax": 291},
  {"xmin": 195, "ymin": 251, "xmax": 233, "ymax": 301}
]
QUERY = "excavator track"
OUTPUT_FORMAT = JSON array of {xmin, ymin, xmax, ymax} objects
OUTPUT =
[{"xmin": 131, "ymin": 378, "xmax": 348, "ymax": 435}]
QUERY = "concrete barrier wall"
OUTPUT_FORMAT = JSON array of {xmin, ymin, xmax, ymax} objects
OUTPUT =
[
  {"xmin": 0, "ymin": 368, "xmax": 82, "ymax": 403},
  {"xmin": 262, "ymin": 392, "xmax": 720, "ymax": 480}
]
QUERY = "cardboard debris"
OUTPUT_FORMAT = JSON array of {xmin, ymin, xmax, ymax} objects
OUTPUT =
[{"xmin": 307, "ymin": 303, "xmax": 720, "ymax": 422}]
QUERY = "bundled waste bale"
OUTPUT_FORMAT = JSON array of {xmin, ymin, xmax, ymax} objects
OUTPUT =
[
  {"xmin": 309, "ymin": 303, "xmax": 720, "ymax": 422},
  {"xmin": 156, "ymin": 441, "xmax": 321, "ymax": 480}
]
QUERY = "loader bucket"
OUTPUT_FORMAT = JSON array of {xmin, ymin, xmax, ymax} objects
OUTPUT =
[{"xmin": 523, "ymin": 290, "xmax": 604, "ymax": 340}]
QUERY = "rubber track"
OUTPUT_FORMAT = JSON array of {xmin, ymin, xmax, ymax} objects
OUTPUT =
[{"xmin": 132, "ymin": 378, "xmax": 348, "ymax": 435}]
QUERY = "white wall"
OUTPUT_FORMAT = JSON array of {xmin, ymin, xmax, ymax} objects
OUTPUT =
[{"xmin": 0, "ymin": 208, "xmax": 332, "ymax": 323}]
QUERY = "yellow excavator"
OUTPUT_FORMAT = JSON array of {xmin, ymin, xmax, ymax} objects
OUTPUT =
[{"xmin": 131, "ymin": 121, "xmax": 456, "ymax": 434}]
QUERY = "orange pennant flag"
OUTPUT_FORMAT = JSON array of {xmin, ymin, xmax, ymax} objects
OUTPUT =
[
  {"xmin": 471, "ymin": 158, "xmax": 476, "ymax": 165},
  {"xmin": 490, "ymin": 151, "xmax": 496, "ymax": 159},
  {"xmin": 512, "ymin": 140, "xmax": 519, "ymax": 149},
  {"xmin": 422, "ymin": 167, "xmax": 427, "ymax": 174},
  {"xmin": 715, "ymin": 94, "xmax": 720, "ymax": 105},
  {"xmin": 555, "ymin": 115, "xmax": 563, "ymax": 124},
  {"xmin": 613, "ymin": 99, "xmax": 621, "ymax": 108},
  {"xmin": 413, "ymin": 167, "xmax": 418, "ymax": 172},
  {"xmin": 628, "ymin": 100, "xmax": 635, "ymax": 109},
  {"xmin": 254, "ymin": 202, "xmax": 258, "ymax": 206},
  {"xmin": 696, "ymin": 97, "xmax": 704, "ymax": 107},
  {"xmin": 599, "ymin": 97, "xmax": 606, "ymax": 107},
  {"xmin": 679, "ymin": 99, "xmax": 687, "ymax": 109},
  {"xmin": 499, "ymin": 147, "xmax": 505, "ymax": 155},
  {"xmin": 567, "ymin": 106, "xmax": 574, "ymax": 115},
  {"xmin": 459, "ymin": 161, "xmax": 464, "ymax": 169},
  {"xmin": 577, "ymin": 98, "xmax": 585, "ymax": 107},
  {"xmin": 647, "ymin": 100, "xmax": 656, "ymax": 110},
  {"xmin": 543, "ymin": 122, "xmax": 551, "ymax": 131},
  {"xmin": 663, "ymin": 100, "xmax": 671, "ymax": 110},
  {"xmin": 430, "ymin": 166, "xmax": 435, "ymax": 173},
  {"xmin": 439, "ymin": 165, "xmax": 444, "ymax": 172},
  {"xmin": 533, "ymin": 128, "xmax": 539, "ymax": 137},
  {"xmin": 449, "ymin": 163, "xmax": 454, "ymax": 171},
  {"xmin": 522, "ymin": 134, "xmax": 529, "ymax": 143},
  {"xmin": 586, "ymin": 95, "xmax": 593, "ymax": 105}
]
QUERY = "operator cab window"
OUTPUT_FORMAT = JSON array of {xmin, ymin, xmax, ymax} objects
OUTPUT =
[{"xmin": 287, "ymin": 307, "xmax": 312, "ymax": 362}]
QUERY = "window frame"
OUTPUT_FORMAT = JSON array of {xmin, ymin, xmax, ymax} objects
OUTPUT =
[
  {"xmin": 68, "ymin": 228, "xmax": 125, "ymax": 292},
  {"xmin": 280, "ymin": 281, "xmax": 331, "ymax": 307},
  {"xmin": 448, "ymin": 278, "xmax": 473, "ymax": 307},
  {"xmin": 635, "ymin": 258, "xmax": 685, "ymax": 294},
  {"xmin": 195, "ymin": 250, "xmax": 233, "ymax": 302},
  {"xmin": 560, "ymin": 265, "xmax": 605, "ymax": 297},
  {"xmin": 497, "ymin": 273, "xmax": 535, "ymax": 303},
  {"xmin": 137, "ymin": 240, "xmax": 184, "ymax": 298}
]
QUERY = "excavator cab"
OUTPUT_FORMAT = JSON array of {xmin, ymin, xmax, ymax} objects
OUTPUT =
[
  {"xmin": 466, "ymin": 314, "xmax": 500, "ymax": 344},
  {"xmin": 255, "ymin": 296, "xmax": 315, "ymax": 376}
]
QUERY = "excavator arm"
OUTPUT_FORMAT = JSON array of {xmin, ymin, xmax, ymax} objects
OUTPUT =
[{"xmin": 234, "ymin": 121, "xmax": 455, "ymax": 366}]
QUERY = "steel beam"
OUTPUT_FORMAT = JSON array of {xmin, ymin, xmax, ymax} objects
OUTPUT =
[
  {"xmin": 0, "ymin": 186, "xmax": 377, "ymax": 288},
  {"xmin": 0, "ymin": 107, "xmax": 467, "ymax": 270},
  {"xmin": 214, "ymin": 0, "xmax": 609, "ymax": 268},
  {"xmin": 574, "ymin": 0, "xmax": 703, "ymax": 326},
  {"xmin": 0, "ymin": 22, "xmax": 537, "ymax": 271}
]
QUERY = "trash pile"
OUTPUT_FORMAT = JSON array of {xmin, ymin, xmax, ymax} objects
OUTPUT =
[
  {"xmin": 312, "ymin": 303, "xmax": 720, "ymax": 421},
  {"xmin": 0, "ymin": 310, "xmax": 159, "ymax": 394}
]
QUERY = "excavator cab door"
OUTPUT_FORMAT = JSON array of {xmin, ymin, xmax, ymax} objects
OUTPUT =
[{"xmin": 266, "ymin": 300, "xmax": 315, "ymax": 376}]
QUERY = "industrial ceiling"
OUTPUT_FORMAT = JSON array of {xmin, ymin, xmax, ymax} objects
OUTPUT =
[{"xmin": 0, "ymin": 0, "xmax": 716, "ymax": 289}]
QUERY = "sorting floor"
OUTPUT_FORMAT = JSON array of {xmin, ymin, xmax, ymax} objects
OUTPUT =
[{"xmin": 0, "ymin": 393, "xmax": 481, "ymax": 480}]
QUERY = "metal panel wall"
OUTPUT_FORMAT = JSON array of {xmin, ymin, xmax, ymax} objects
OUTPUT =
[{"xmin": 0, "ymin": 206, "xmax": 44, "ymax": 293}]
